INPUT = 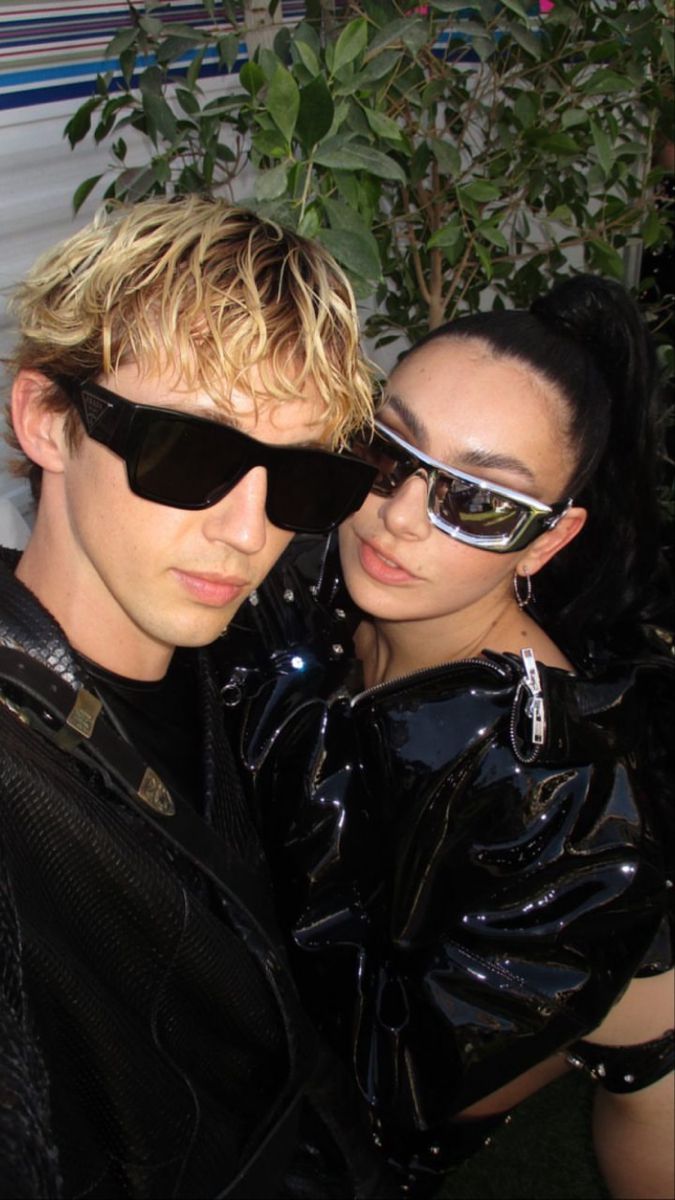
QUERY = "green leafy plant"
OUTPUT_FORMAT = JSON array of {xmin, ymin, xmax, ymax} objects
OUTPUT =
[{"xmin": 65, "ymin": 0, "xmax": 674, "ymax": 348}]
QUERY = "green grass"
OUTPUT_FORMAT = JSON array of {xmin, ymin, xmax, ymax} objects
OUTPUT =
[{"xmin": 439, "ymin": 1073, "xmax": 610, "ymax": 1199}]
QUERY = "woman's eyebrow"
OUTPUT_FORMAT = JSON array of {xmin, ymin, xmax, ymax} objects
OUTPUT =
[
  {"xmin": 384, "ymin": 393, "xmax": 428, "ymax": 446},
  {"xmin": 457, "ymin": 446, "xmax": 538, "ymax": 487}
]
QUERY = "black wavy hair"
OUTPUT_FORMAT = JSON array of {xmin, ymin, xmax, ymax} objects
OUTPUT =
[{"xmin": 402, "ymin": 275, "xmax": 671, "ymax": 651}]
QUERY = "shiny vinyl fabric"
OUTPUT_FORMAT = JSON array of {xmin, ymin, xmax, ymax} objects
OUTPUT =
[{"xmin": 219, "ymin": 535, "xmax": 674, "ymax": 1188}]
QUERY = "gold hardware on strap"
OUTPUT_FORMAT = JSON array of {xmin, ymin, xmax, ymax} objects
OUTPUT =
[
  {"xmin": 66, "ymin": 689, "xmax": 102, "ymax": 739},
  {"xmin": 138, "ymin": 768, "xmax": 175, "ymax": 816}
]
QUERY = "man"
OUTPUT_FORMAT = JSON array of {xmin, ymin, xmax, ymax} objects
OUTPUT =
[{"xmin": 0, "ymin": 196, "xmax": 377, "ymax": 1197}]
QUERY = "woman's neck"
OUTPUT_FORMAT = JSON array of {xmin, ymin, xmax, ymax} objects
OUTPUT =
[{"xmin": 355, "ymin": 598, "xmax": 572, "ymax": 688}]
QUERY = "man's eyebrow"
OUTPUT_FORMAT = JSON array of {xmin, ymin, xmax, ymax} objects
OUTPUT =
[
  {"xmin": 383, "ymin": 393, "xmax": 428, "ymax": 447},
  {"xmin": 455, "ymin": 446, "xmax": 538, "ymax": 487}
]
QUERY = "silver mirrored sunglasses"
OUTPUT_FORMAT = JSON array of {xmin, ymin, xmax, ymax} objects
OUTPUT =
[{"xmin": 351, "ymin": 420, "xmax": 572, "ymax": 552}]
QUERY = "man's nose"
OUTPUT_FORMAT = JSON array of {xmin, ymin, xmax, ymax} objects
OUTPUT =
[{"xmin": 201, "ymin": 465, "xmax": 269, "ymax": 553}]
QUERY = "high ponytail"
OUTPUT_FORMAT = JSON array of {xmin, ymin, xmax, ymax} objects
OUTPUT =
[
  {"xmin": 529, "ymin": 275, "xmax": 667, "ymax": 650},
  {"xmin": 404, "ymin": 274, "xmax": 670, "ymax": 651}
]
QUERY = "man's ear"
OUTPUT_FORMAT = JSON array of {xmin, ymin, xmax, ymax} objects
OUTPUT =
[
  {"xmin": 515, "ymin": 507, "xmax": 587, "ymax": 579},
  {"xmin": 11, "ymin": 371, "xmax": 70, "ymax": 475}
]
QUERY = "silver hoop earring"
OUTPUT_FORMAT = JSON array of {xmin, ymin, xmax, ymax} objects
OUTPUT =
[{"xmin": 513, "ymin": 569, "xmax": 533, "ymax": 610}]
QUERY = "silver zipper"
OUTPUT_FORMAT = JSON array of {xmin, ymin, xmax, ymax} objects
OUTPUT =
[
  {"xmin": 350, "ymin": 655, "xmax": 509, "ymax": 707},
  {"xmin": 520, "ymin": 647, "xmax": 546, "ymax": 746}
]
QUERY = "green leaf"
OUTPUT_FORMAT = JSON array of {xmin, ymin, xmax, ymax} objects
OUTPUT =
[
  {"xmin": 500, "ymin": 0, "xmax": 529, "ymax": 19},
  {"xmin": 367, "ymin": 17, "xmax": 428, "ymax": 57},
  {"xmin": 139, "ymin": 66, "xmax": 163, "ymax": 97},
  {"xmin": 218, "ymin": 33, "xmax": 240, "ymax": 72},
  {"xmin": 642, "ymin": 209, "xmax": 663, "ymax": 250},
  {"xmin": 142, "ymin": 93, "xmax": 178, "ymax": 145},
  {"xmin": 582, "ymin": 70, "xmax": 633, "ymax": 95},
  {"xmin": 333, "ymin": 18, "xmax": 368, "ymax": 74},
  {"xmin": 255, "ymin": 162, "xmax": 289, "ymax": 201},
  {"xmin": 588, "ymin": 237, "xmax": 624, "ymax": 279},
  {"xmin": 121, "ymin": 164, "xmax": 161, "ymax": 202},
  {"xmin": 548, "ymin": 204, "xmax": 575, "ymax": 225},
  {"xmin": 354, "ymin": 50, "xmax": 400, "ymax": 87},
  {"xmin": 429, "ymin": 137, "xmax": 461, "ymax": 176},
  {"xmin": 72, "ymin": 174, "xmax": 102, "ymax": 214},
  {"xmin": 316, "ymin": 227, "xmax": 382, "ymax": 282},
  {"xmin": 64, "ymin": 99, "xmax": 97, "ymax": 148},
  {"xmin": 240, "ymin": 61, "xmax": 266, "ymax": 96},
  {"xmin": 293, "ymin": 38, "xmax": 321, "ymax": 77},
  {"xmin": 323, "ymin": 197, "xmax": 371, "ymax": 235},
  {"xmin": 296, "ymin": 76, "xmax": 334, "ymax": 150},
  {"xmin": 477, "ymin": 221, "xmax": 508, "ymax": 250},
  {"xmin": 476, "ymin": 242, "xmax": 494, "ymax": 281},
  {"xmin": 364, "ymin": 108, "xmax": 402, "ymax": 142},
  {"xmin": 156, "ymin": 36, "xmax": 202, "ymax": 64},
  {"xmin": 176, "ymin": 88, "xmax": 200, "ymax": 116},
  {"xmin": 460, "ymin": 179, "xmax": 501, "ymax": 203},
  {"xmin": 535, "ymin": 132, "xmax": 578, "ymax": 155},
  {"xmin": 267, "ymin": 65, "xmax": 300, "ymax": 144},
  {"xmin": 508, "ymin": 21, "xmax": 542, "ymax": 60},
  {"xmin": 314, "ymin": 138, "xmax": 406, "ymax": 182},
  {"xmin": 428, "ymin": 223, "xmax": 463, "ymax": 250},
  {"xmin": 561, "ymin": 108, "xmax": 588, "ymax": 130},
  {"xmin": 514, "ymin": 93, "xmax": 536, "ymax": 129},
  {"xmin": 186, "ymin": 48, "xmax": 205, "ymax": 91},
  {"xmin": 253, "ymin": 129, "xmax": 288, "ymax": 158},
  {"xmin": 112, "ymin": 137, "xmax": 127, "ymax": 162},
  {"xmin": 590, "ymin": 120, "xmax": 614, "ymax": 176},
  {"xmin": 119, "ymin": 47, "xmax": 137, "ymax": 87},
  {"xmin": 298, "ymin": 204, "xmax": 321, "ymax": 238},
  {"xmin": 105, "ymin": 27, "xmax": 138, "ymax": 59}
]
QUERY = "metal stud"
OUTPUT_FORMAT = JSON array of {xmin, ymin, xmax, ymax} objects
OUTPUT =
[
  {"xmin": 248, "ymin": 590, "xmax": 259, "ymax": 606},
  {"xmin": 331, "ymin": 643, "xmax": 344, "ymax": 656},
  {"xmin": 624, "ymin": 1073, "xmax": 635, "ymax": 1084},
  {"xmin": 283, "ymin": 588, "xmax": 294, "ymax": 603}
]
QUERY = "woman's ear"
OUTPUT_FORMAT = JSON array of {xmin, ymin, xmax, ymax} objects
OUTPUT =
[
  {"xmin": 11, "ymin": 371, "xmax": 70, "ymax": 475},
  {"xmin": 515, "ymin": 506, "xmax": 587, "ymax": 579}
]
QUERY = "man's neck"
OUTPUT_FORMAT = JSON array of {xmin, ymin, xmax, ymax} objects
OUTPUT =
[{"xmin": 16, "ymin": 526, "xmax": 174, "ymax": 682}]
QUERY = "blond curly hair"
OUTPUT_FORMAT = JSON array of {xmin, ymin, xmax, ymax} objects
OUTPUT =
[{"xmin": 5, "ymin": 196, "xmax": 375, "ymax": 496}]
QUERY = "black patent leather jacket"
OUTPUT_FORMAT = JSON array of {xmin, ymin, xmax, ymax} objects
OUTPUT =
[{"xmin": 218, "ymin": 535, "xmax": 674, "ymax": 1184}]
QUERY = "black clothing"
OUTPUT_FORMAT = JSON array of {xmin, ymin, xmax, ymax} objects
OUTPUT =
[
  {"xmin": 0, "ymin": 547, "xmax": 309, "ymax": 1198},
  {"xmin": 218, "ymin": 534, "xmax": 674, "ymax": 1195},
  {"xmin": 79, "ymin": 651, "xmax": 202, "ymax": 812}
]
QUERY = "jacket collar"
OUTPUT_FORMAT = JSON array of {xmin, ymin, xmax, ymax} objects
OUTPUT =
[{"xmin": 0, "ymin": 545, "xmax": 86, "ymax": 688}]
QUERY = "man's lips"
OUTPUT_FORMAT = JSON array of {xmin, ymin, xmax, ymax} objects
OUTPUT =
[
  {"xmin": 357, "ymin": 537, "xmax": 420, "ymax": 584},
  {"xmin": 171, "ymin": 568, "xmax": 249, "ymax": 606}
]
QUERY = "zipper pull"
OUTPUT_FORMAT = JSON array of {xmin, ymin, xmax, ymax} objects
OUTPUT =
[{"xmin": 520, "ymin": 647, "xmax": 546, "ymax": 746}]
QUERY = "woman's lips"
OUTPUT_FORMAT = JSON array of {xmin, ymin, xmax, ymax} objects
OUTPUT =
[
  {"xmin": 357, "ymin": 538, "xmax": 419, "ymax": 584},
  {"xmin": 172, "ymin": 568, "xmax": 248, "ymax": 607}
]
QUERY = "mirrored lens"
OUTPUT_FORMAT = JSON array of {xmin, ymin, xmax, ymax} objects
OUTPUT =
[{"xmin": 434, "ymin": 476, "xmax": 523, "ymax": 537}]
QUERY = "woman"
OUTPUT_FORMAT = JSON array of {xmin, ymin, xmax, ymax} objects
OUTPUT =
[{"xmin": 220, "ymin": 275, "xmax": 674, "ymax": 1198}]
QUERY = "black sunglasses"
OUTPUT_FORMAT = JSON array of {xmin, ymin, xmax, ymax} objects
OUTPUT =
[
  {"xmin": 63, "ymin": 379, "xmax": 377, "ymax": 534},
  {"xmin": 351, "ymin": 421, "xmax": 571, "ymax": 553}
]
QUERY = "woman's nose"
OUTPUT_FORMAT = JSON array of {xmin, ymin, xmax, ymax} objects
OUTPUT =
[{"xmin": 379, "ymin": 470, "xmax": 432, "ymax": 540}]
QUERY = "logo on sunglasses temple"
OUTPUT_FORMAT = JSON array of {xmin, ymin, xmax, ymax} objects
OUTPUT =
[{"xmin": 82, "ymin": 390, "xmax": 112, "ymax": 430}]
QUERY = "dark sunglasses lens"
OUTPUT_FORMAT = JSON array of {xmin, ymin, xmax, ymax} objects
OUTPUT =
[
  {"xmin": 130, "ymin": 412, "xmax": 247, "ymax": 508},
  {"xmin": 352, "ymin": 431, "xmax": 415, "ymax": 495},
  {"xmin": 435, "ymin": 476, "xmax": 523, "ymax": 537},
  {"xmin": 266, "ymin": 450, "xmax": 376, "ymax": 533}
]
